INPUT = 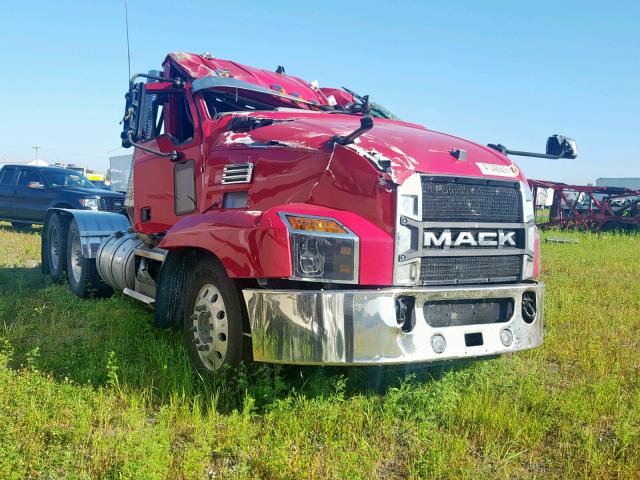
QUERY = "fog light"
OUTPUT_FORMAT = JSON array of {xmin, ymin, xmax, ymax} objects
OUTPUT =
[
  {"xmin": 500, "ymin": 328, "xmax": 514, "ymax": 347},
  {"xmin": 431, "ymin": 334, "xmax": 446, "ymax": 354}
]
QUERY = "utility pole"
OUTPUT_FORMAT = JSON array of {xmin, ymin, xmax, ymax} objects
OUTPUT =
[{"xmin": 32, "ymin": 146, "xmax": 40, "ymax": 162}]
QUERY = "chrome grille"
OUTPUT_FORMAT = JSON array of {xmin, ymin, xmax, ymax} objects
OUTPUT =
[
  {"xmin": 420, "ymin": 256, "xmax": 522, "ymax": 285},
  {"xmin": 421, "ymin": 176, "xmax": 522, "ymax": 223}
]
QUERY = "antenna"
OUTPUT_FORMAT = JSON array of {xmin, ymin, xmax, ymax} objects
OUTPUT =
[{"xmin": 124, "ymin": 0, "xmax": 131, "ymax": 81}]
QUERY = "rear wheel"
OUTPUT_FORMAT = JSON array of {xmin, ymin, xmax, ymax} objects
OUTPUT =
[
  {"xmin": 183, "ymin": 258, "xmax": 244, "ymax": 373},
  {"xmin": 44, "ymin": 214, "xmax": 66, "ymax": 282},
  {"xmin": 66, "ymin": 219, "xmax": 113, "ymax": 298}
]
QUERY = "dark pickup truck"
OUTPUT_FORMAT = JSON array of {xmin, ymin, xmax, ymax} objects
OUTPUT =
[{"xmin": 0, "ymin": 165, "xmax": 125, "ymax": 230}]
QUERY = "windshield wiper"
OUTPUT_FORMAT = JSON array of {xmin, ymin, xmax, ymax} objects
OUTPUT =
[{"xmin": 341, "ymin": 86, "xmax": 371, "ymax": 115}]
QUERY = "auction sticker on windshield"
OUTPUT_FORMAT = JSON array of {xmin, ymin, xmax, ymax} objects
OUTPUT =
[{"xmin": 476, "ymin": 162, "xmax": 520, "ymax": 178}]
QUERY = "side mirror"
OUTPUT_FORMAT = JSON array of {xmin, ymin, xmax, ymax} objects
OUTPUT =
[
  {"xmin": 120, "ymin": 82, "xmax": 144, "ymax": 148},
  {"xmin": 155, "ymin": 133, "xmax": 174, "ymax": 151},
  {"xmin": 27, "ymin": 181, "xmax": 45, "ymax": 190},
  {"xmin": 155, "ymin": 134, "xmax": 182, "ymax": 162},
  {"xmin": 546, "ymin": 135, "xmax": 577, "ymax": 159}
]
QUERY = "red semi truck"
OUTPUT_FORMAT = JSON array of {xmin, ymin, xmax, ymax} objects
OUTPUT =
[{"xmin": 41, "ymin": 52, "xmax": 577, "ymax": 373}]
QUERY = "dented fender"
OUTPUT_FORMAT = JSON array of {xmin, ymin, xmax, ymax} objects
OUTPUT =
[{"xmin": 157, "ymin": 204, "xmax": 394, "ymax": 284}]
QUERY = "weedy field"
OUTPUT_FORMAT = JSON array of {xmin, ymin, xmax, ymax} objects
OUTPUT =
[{"xmin": 0, "ymin": 223, "xmax": 639, "ymax": 479}]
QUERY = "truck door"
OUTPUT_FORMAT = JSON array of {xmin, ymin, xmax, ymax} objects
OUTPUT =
[
  {"xmin": 0, "ymin": 166, "xmax": 19, "ymax": 219},
  {"xmin": 132, "ymin": 83, "xmax": 202, "ymax": 234},
  {"xmin": 15, "ymin": 168, "xmax": 54, "ymax": 222}
]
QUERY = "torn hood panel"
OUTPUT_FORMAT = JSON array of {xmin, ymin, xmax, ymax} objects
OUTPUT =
[{"xmin": 213, "ymin": 111, "xmax": 523, "ymax": 185}]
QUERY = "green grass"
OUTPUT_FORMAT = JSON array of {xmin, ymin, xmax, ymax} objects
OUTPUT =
[{"xmin": 1, "ymin": 222, "xmax": 639, "ymax": 479}]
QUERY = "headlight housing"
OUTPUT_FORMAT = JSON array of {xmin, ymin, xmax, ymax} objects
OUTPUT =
[
  {"xmin": 394, "ymin": 174, "xmax": 422, "ymax": 285},
  {"xmin": 79, "ymin": 198, "xmax": 99, "ymax": 210},
  {"xmin": 521, "ymin": 181, "xmax": 538, "ymax": 280},
  {"xmin": 521, "ymin": 181, "xmax": 535, "ymax": 223},
  {"xmin": 282, "ymin": 214, "xmax": 359, "ymax": 283}
]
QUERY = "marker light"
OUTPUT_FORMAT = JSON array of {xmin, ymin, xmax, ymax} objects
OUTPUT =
[{"xmin": 286, "ymin": 216, "xmax": 347, "ymax": 234}]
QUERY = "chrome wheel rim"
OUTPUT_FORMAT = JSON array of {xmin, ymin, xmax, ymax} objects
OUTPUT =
[
  {"xmin": 191, "ymin": 283, "xmax": 228, "ymax": 371},
  {"xmin": 70, "ymin": 230, "xmax": 82, "ymax": 282},
  {"xmin": 49, "ymin": 225, "xmax": 60, "ymax": 270}
]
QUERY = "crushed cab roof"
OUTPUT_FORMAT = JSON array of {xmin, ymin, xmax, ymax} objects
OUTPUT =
[{"xmin": 166, "ymin": 52, "xmax": 329, "ymax": 106}]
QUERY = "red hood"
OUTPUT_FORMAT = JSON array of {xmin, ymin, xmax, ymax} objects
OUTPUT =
[{"xmin": 213, "ymin": 111, "xmax": 525, "ymax": 185}]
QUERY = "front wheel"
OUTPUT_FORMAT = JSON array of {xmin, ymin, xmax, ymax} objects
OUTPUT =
[{"xmin": 183, "ymin": 258, "xmax": 244, "ymax": 373}]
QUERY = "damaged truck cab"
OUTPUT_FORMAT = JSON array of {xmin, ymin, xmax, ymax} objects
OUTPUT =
[{"xmin": 42, "ymin": 52, "xmax": 577, "ymax": 372}]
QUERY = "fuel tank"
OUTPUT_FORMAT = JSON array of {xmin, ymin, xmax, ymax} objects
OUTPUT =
[{"xmin": 95, "ymin": 232, "xmax": 142, "ymax": 291}]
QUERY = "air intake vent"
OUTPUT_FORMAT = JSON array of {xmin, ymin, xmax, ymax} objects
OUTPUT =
[
  {"xmin": 222, "ymin": 163, "xmax": 254, "ymax": 184},
  {"xmin": 420, "ymin": 255, "xmax": 522, "ymax": 285}
]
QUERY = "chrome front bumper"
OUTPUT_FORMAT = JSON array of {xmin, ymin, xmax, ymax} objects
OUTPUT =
[{"xmin": 243, "ymin": 283, "xmax": 544, "ymax": 365}]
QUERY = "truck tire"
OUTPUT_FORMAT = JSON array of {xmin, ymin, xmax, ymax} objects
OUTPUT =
[
  {"xmin": 183, "ymin": 257, "xmax": 244, "ymax": 373},
  {"xmin": 66, "ymin": 219, "xmax": 113, "ymax": 298},
  {"xmin": 154, "ymin": 251, "xmax": 196, "ymax": 329},
  {"xmin": 43, "ymin": 214, "xmax": 67, "ymax": 283}
]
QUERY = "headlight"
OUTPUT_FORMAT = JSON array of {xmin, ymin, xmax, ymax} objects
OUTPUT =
[
  {"xmin": 79, "ymin": 198, "xmax": 99, "ymax": 210},
  {"xmin": 283, "ymin": 214, "xmax": 359, "ymax": 283}
]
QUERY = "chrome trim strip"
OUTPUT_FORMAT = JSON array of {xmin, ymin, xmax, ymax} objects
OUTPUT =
[
  {"xmin": 222, "ymin": 163, "xmax": 253, "ymax": 184},
  {"xmin": 134, "ymin": 247, "xmax": 168, "ymax": 262},
  {"xmin": 123, "ymin": 287, "xmax": 155, "ymax": 305},
  {"xmin": 418, "ymin": 249, "xmax": 527, "ymax": 257},
  {"xmin": 420, "ymin": 221, "xmax": 529, "ymax": 229},
  {"xmin": 243, "ymin": 282, "xmax": 544, "ymax": 365}
]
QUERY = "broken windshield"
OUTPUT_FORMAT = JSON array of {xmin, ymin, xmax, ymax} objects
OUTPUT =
[
  {"xmin": 202, "ymin": 90, "xmax": 279, "ymax": 117},
  {"xmin": 194, "ymin": 76, "xmax": 401, "ymax": 120},
  {"xmin": 341, "ymin": 86, "xmax": 401, "ymax": 120},
  {"xmin": 194, "ymin": 76, "xmax": 321, "ymax": 118},
  {"xmin": 369, "ymin": 101, "xmax": 401, "ymax": 121}
]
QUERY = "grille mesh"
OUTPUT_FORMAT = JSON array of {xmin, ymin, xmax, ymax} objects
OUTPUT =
[
  {"xmin": 421, "ymin": 177, "xmax": 522, "ymax": 223},
  {"xmin": 101, "ymin": 197, "xmax": 124, "ymax": 212},
  {"xmin": 420, "ymin": 256, "xmax": 522, "ymax": 285}
]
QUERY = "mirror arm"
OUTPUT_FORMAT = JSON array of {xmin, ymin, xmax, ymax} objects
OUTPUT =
[
  {"xmin": 332, "ymin": 115, "xmax": 374, "ymax": 146},
  {"xmin": 129, "ymin": 73, "xmax": 185, "ymax": 88},
  {"xmin": 487, "ymin": 144, "xmax": 563, "ymax": 159},
  {"xmin": 126, "ymin": 131, "xmax": 183, "ymax": 162}
]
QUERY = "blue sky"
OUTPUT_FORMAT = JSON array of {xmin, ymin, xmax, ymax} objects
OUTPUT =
[{"xmin": 1, "ymin": 0, "xmax": 638, "ymax": 184}]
